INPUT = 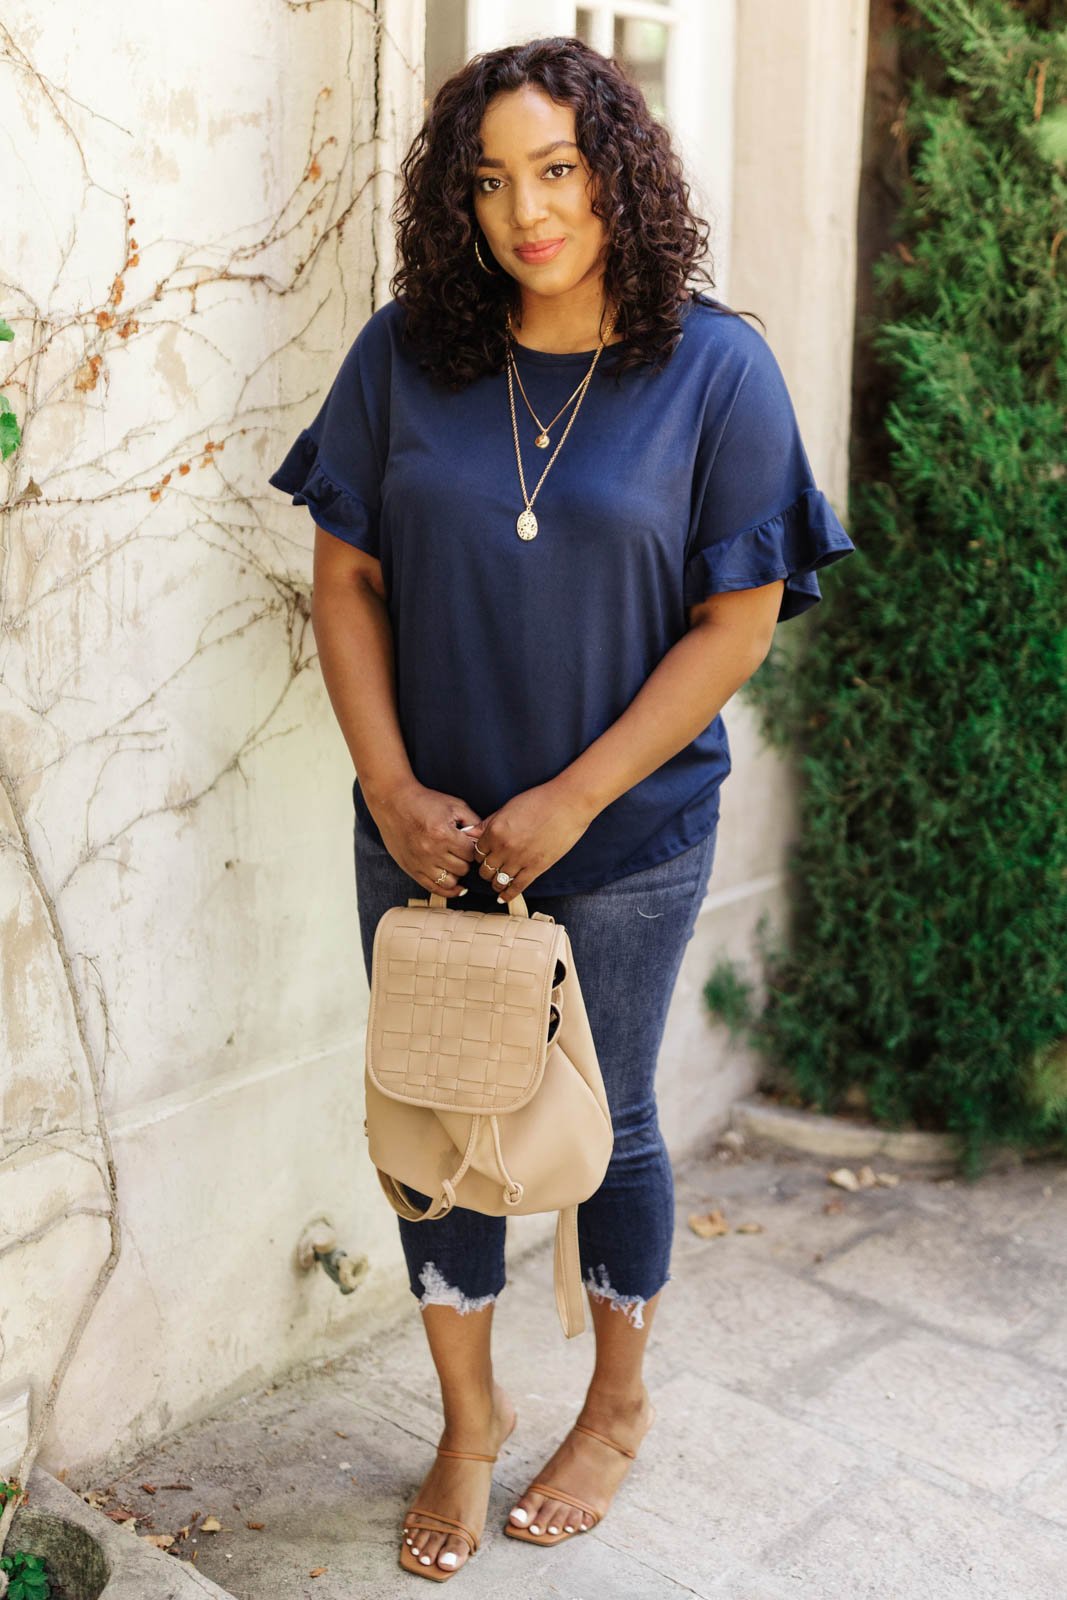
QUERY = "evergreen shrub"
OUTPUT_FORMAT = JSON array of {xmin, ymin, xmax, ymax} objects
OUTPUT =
[{"xmin": 705, "ymin": 0, "xmax": 1067, "ymax": 1173}]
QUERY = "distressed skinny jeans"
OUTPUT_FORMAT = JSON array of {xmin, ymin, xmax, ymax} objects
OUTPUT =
[{"xmin": 354, "ymin": 821, "xmax": 718, "ymax": 1330}]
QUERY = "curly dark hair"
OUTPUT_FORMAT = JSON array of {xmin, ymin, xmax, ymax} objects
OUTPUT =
[{"xmin": 390, "ymin": 35, "xmax": 758, "ymax": 390}]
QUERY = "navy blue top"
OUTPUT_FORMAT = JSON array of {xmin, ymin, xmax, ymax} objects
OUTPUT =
[{"xmin": 268, "ymin": 292, "xmax": 856, "ymax": 898}]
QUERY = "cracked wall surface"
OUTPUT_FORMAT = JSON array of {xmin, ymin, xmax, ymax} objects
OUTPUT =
[{"xmin": 0, "ymin": 0, "xmax": 424, "ymax": 1484}]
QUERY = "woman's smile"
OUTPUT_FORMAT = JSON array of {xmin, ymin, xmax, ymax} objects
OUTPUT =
[{"xmin": 514, "ymin": 237, "xmax": 566, "ymax": 264}]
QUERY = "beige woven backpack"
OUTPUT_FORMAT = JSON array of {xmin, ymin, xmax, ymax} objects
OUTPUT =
[{"xmin": 362, "ymin": 889, "xmax": 613, "ymax": 1337}]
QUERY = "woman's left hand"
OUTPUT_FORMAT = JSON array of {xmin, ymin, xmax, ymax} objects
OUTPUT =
[{"xmin": 464, "ymin": 781, "xmax": 595, "ymax": 902}]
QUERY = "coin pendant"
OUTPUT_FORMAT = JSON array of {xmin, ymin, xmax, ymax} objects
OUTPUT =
[
  {"xmin": 534, "ymin": 431, "xmax": 550, "ymax": 449},
  {"xmin": 516, "ymin": 508, "xmax": 539, "ymax": 540}
]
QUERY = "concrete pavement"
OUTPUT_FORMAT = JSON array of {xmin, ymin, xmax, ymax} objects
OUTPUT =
[{"xmin": 73, "ymin": 1139, "xmax": 1067, "ymax": 1598}]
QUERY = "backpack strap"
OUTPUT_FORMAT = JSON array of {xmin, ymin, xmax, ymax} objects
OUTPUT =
[
  {"xmin": 377, "ymin": 1170, "xmax": 455, "ymax": 1220},
  {"xmin": 554, "ymin": 1205, "xmax": 586, "ymax": 1339}
]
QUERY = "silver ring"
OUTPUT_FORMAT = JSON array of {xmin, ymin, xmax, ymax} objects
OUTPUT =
[{"xmin": 495, "ymin": 869, "xmax": 513, "ymax": 885}]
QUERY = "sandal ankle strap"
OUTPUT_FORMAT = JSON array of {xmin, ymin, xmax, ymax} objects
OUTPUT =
[
  {"xmin": 435, "ymin": 1446, "xmax": 497, "ymax": 1462},
  {"xmin": 572, "ymin": 1420, "xmax": 637, "ymax": 1459}
]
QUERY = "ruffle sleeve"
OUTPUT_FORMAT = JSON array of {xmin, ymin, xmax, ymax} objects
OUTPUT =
[
  {"xmin": 268, "ymin": 308, "xmax": 391, "ymax": 559},
  {"xmin": 269, "ymin": 427, "xmax": 379, "ymax": 555},
  {"xmin": 684, "ymin": 317, "xmax": 856, "ymax": 624},
  {"xmin": 683, "ymin": 484, "xmax": 855, "ymax": 623}
]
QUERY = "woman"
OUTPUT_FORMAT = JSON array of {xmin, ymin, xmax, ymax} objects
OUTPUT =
[{"xmin": 269, "ymin": 34, "xmax": 855, "ymax": 1583}]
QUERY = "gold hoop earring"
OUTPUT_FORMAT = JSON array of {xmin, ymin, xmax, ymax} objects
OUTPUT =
[{"xmin": 474, "ymin": 236, "xmax": 498, "ymax": 275}]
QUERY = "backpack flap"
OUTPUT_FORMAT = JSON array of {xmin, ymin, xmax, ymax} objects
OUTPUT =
[{"xmin": 366, "ymin": 898, "xmax": 565, "ymax": 1114}]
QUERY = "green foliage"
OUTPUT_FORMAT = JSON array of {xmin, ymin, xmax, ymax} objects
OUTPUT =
[
  {"xmin": 0, "ymin": 397, "xmax": 20, "ymax": 462},
  {"xmin": 0, "ymin": 318, "xmax": 20, "ymax": 461},
  {"xmin": 0, "ymin": 1550, "xmax": 51, "ymax": 1600},
  {"xmin": 0, "ymin": 1482, "xmax": 53, "ymax": 1599},
  {"xmin": 0, "ymin": 1554, "xmax": 49, "ymax": 1600},
  {"xmin": 710, "ymin": 0, "xmax": 1067, "ymax": 1173}
]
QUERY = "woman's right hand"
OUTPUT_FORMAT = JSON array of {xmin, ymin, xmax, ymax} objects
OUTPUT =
[{"xmin": 370, "ymin": 779, "xmax": 483, "ymax": 898}]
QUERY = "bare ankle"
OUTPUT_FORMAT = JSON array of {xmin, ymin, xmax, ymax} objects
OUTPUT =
[
  {"xmin": 440, "ymin": 1378, "xmax": 511, "ymax": 1435},
  {"xmin": 582, "ymin": 1380, "xmax": 649, "ymax": 1417}
]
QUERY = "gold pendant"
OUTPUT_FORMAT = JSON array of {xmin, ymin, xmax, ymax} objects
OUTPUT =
[
  {"xmin": 534, "ymin": 431, "xmax": 550, "ymax": 449},
  {"xmin": 516, "ymin": 508, "xmax": 538, "ymax": 540}
]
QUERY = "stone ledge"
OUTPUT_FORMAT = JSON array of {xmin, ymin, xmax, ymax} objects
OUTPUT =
[
  {"xmin": 8, "ymin": 1466, "xmax": 236, "ymax": 1599},
  {"xmin": 730, "ymin": 1094, "xmax": 962, "ymax": 1173}
]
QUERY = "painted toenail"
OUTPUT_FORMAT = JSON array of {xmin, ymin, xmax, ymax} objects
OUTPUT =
[
  {"xmin": 439, "ymin": 1553, "xmax": 457, "ymax": 1568},
  {"xmin": 529, "ymin": 1524, "xmax": 540, "ymax": 1534},
  {"xmin": 419, "ymin": 1554, "xmax": 431, "ymax": 1564},
  {"xmin": 565, "ymin": 1524, "xmax": 575, "ymax": 1532},
  {"xmin": 510, "ymin": 1507, "xmax": 528, "ymax": 1523},
  {"xmin": 548, "ymin": 1525, "xmax": 559, "ymax": 1533}
]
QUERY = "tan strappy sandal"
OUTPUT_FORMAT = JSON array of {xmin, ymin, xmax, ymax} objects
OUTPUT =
[
  {"xmin": 400, "ymin": 1444, "xmax": 500, "ymax": 1582},
  {"xmin": 503, "ymin": 1410, "xmax": 654, "ymax": 1547}
]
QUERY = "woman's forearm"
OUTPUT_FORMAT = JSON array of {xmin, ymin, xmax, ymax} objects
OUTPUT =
[
  {"xmin": 310, "ymin": 582, "xmax": 416, "ymax": 810},
  {"xmin": 552, "ymin": 621, "xmax": 769, "ymax": 821}
]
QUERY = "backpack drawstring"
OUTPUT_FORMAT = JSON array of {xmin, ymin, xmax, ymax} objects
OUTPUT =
[{"xmin": 490, "ymin": 1114, "xmax": 524, "ymax": 1205}]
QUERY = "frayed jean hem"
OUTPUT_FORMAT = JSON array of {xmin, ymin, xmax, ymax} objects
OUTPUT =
[
  {"xmin": 583, "ymin": 1263, "xmax": 671, "ymax": 1330},
  {"xmin": 413, "ymin": 1261, "xmax": 503, "ymax": 1316}
]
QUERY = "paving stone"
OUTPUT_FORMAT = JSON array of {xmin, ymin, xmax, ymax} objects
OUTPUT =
[
  {"xmin": 810, "ymin": 1210, "xmax": 1067, "ymax": 1346},
  {"xmin": 675, "ymin": 1156, "xmax": 914, "ymax": 1271},
  {"xmin": 791, "ymin": 1327, "xmax": 1067, "ymax": 1496},
  {"xmin": 597, "ymin": 1368, "xmax": 865, "ymax": 1592},
  {"xmin": 909, "ymin": 1160, "xmax": 1067, "ymax": 1260},
  {"xmin": 1018, "ymin": 1447, "xmax": 1067, "ymax": 1526},
  {"xmin": 647, "ymin": 1242, "xmax": 892, "ymax": 1398},
  {"xmin": 761, "ymin": 1467, "xmax": 1067, "ymax": 1599}
]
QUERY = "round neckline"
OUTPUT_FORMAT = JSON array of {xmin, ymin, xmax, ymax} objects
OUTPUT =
[
  {"xmin": 505, "ymin": 293, "xmax": 704, "ymax": 367},
  {"xmin": 507, "ymin": 334, "xmax": 630, "ymax": 368}
]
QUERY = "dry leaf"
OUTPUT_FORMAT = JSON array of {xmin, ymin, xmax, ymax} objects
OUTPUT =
[
  {"xmin": 857, "ymin": 1165, "xmax": 878, "ymax": 1188},
  {"xmin": 143, "ymin": 1533, "xmax": 174, "ymax": 1549},
  {"xmin": 140, "ymin": 1484, "xmax": 157, "ymax": 1494},
  {"xmin": 827, "ymin": 1167, "xmax": 860, "ymax": 1191},
  {"xmin": 734, "ymin": 1221, "xmax": 764, "ymax": 1234},
  {"xmin": 310, "ymin": 1567, "xmax": 328, "ymax": 1578},
  {"xmin": 201, "ymin": 1516, "xmax": 222, "ymax": 1533},
  {"xmin": 74, "ymin": 355, "xmax": 103, "ymax": 392},
  {"xmin": 334, "ymin": 1430, "xmax": 349, "ymax": 1439},
  {"xmin": 688, "ymin": 1208, "xmax": 729, "ymax": 1238},
  {"xmin": 875, "ymin": 1171, "xmax": 901, "ymax": 1187},
  {"xmin": 246, "ymin": 1521, "xmax": 265, "ymax": 1531},
  {"xmin": 823, "ymin": 1198, "xmax": 845, "ymax": 1214},
  {"xmin": 104, "ymin": 1508, "xmax": 137, "ymax": 1523}
]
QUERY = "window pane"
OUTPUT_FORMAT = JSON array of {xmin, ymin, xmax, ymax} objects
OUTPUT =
[
  {"xmin": 613, "ymin": 17, "xmax": 669, "ymax": 120},
  {"xmin": 424, "ymin": 0, "xmax": 467, "ymax": 109}
]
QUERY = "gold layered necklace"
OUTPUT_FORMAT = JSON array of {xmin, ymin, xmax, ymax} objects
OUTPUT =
[
  {"xmin": 505, "ymin": 303, "xmax": 618, "ymax": 542},
  {"xmin": 506, "ymin": 312, "xmax": 587, "ymax": 448}
]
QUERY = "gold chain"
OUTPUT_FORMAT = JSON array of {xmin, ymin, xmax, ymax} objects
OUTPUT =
[
  {"xmin": 506, "ymin": 305, "xmax": 618, "ymax": 541},
  {"xmin": 506, "ymin": 310, "xmax": 587, "ymax": 445}
]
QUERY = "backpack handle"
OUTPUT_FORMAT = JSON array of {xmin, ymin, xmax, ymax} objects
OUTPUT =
[{"xmin": 427, "ymin": 891, "xmax": 531, "ymax": 916}]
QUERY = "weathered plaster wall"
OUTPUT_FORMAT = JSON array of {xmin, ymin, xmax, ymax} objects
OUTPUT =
[{"xmin": 1, "ymin": 0, "xmax": 424, "ymax": 1481}]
